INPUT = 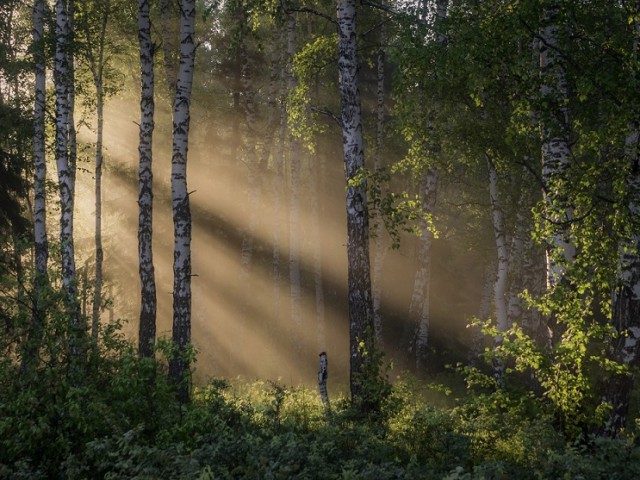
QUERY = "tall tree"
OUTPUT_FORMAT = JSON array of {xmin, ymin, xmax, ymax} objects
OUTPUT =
[
  {"xmin": 78, "ymin": 0, "xmax": 111, "ymax": 342},
  {"xmin": 539, "ymin": 0, "xmax": 575, "ymax": 291},
  {"xmin": 169, "ymin": 0, "xmax": 196, "ymax": 402},
  {"xmin": 23, "ymin": 0, "xmax": 49, "ymax": 373},
  {"xmin": 286, "ymin": 12, "xmax": 304, "ymax": 355},
  {"xmin": 54, "ymin": 0, "xmax": 82, "ymax": 366},
  {"xmin": 337, "ymin": 0, "xmax": 375, "ymax": 403},
  {"xmin": 137, "ymin": 0, "xmax": 157, "ymax": 358}
]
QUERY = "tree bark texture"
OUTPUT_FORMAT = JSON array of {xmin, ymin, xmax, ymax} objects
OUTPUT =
[
  {"xmin": 169, "ymin": 0, "xmax": 196, "ymax": 402},
  {"xmin": 24, "ymin": 0, "xmax": 49, "ymax": 374},
  {"xmin": 337, "ymin": 0, "xmax": 375, "ymax": 402},
  {"xmin": 54, "ymin": 0, "xmax": 81, "ymax": 364},
  {"xmin": 318, "ymin": 351, "xmax": 329, "ymax": 406},
  {"xmin": 539, "ymin": 1, "xmax": 574, "ymax": 290},
  {"xmin": 137, "ymin": 0, "xmax": 157, "ymax": 358},
  {"xmin": 600, "ymin": 132, "xmax": 640, "ymax": 436},
  {"xmin": 405, "ymin": 167, "xmax": 437, "ymax": 373}
]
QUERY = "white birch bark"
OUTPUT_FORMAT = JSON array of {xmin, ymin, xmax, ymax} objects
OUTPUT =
[
  {"xmin": 25, "ymin": 0, "xmax": 49, "ymax": 372},
  {"xmin": 137, "ymin": 0, "xmax": 157, "ymax": 358},
  {"xmin": 169, "ymin": 0, "xmax": 196, "ymax": 401},
  {"xmin": 602, "ymin": 129, "xmax": 640, "ymax": 435},
  {"xmin": 506, "ymin": 186, "xmax": 527, "ymax": 328},
  {"xmin": 337, "ymin": 0, "xmax": 375, "ymax": 401},
  {"xmin": 539, "ymin": 1, "xmax": 574, "ymax": 290},
  {"xmin": 406, "ymin": 0, "xmax": 447, "ymax": 372},
  {"xmin": 33, "ymin": 0, "xmax": 47, "ymax": 292},
  {"xmin": 54, "ymin": 0, "xmax": 85, "ymax": 376},
  {"xmin": 318, "ymin": 351, "xmax": 329, "ymax": 406},
  {"xmin": 600, "ymin": 11, "xmax": 640, "ymax": 436},
  {"xmin": 67, "ymin": 0, "xmax": 77, "ymax": 199},
  {"xmin": 488, "ymin": 158, "xmax": 509, "ymax": 380},
  {"xmin": 405, "ymin": 167, "xmax": 437, "ymax": 373}
]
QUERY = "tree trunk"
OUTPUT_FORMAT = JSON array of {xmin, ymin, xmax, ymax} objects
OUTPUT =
[
  {"xmin": 371, "ymin": 27, "xmax": 387, "ymax": 347},
  {"xmin": 239, "ymin": 41, "xmax": 258, "ymax": 281},
  {"xmin": 468, "ymin": 263, "xmax": 495, "ymax": 366},
  {"xmin": 85, "ymin": 0, "xmax": 110, "ymax": 344},
  {"xmin": 23, "ymin": 0, "xmax": 48, "ymax": 375},
  {"xmin": 318, "ymin": 351, "xmax": 329, "ymax": 407},
  {"xmin": 54, "ymin": 0, "xmax": 81, "ymax": 367},
  {"xmin": 539, "ymin": 1, "xmax": 574, "ymax": 290},
  {"xmin": 600, "ymin": 11, "xmax": 640, "ymax": 437},
  {"xmin": 271, "ymin": 26, "xmax": 287, "ymax": 347},
  {"xmin": 286, "ymin": 13, "xmax": 303, "ymax": 355},
  {"xmin": 67, "ymin": 0, "xmax": 78, "ymax": 199},
  {"xmin": 404, "ymin": 167, "xmax": 437, "ymax": 373},
  {"xmin": 137, "ymin": 0, "xmax": 157, "ymax": 358},
  {"xmin": 488, "ymin": 157, "xmax": 509, "ymax": 381},
  {"xmin": 488, "ymin": 158, "xmax": 509, "ymax": 334},
  {"xmin": 169, "ymin": 0, "xmax": 196, "ymax": 402},
  {"xmin": 337, "ymin": 0, "xmax": 375, "ymax": 403}
]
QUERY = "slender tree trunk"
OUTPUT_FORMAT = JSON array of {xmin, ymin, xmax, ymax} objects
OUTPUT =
[
  {"xmin": 272, "ymin": 27, "xmax": 287, "ymax": 343},
  {"xmin": 406, "ymin": 0, "xmax": 447, "ymax": 372},
  {"xmin": 404, "ymin": 167, "xmax": 437, "ymax": 373},
  {"xmin": 337, "ymin": 0, "xmax": 375, "ymax": 403},
  {"xmin": 469, "ymin": 263, "xmax": 495, "ymax": 366},
  {"xmin": 54, "ymin": 0, "xmax": 81, "ymax": 367},
  {"xmin": 169, "ymin": 0, "xmax": 196, "ymax": 402},
  {"xmin": 488, "ymin": 159, "xmax": 509, "ymax": 334},
  {"xmin": 286, "ymin": 13, "xmax": 303, "ymax": 355},
  {"xmin": 539, "ymin": 1, "xmax": 574, "ymax": 290},
  {"xmin": 23, "ymin": 0, "xmax": 48, "ymax": 375},
  {"xmin": 318, "ymin": 351, "xmax": 329, "ymax": 406},
  {"xmin": 239, "ymin": 41, "xmax": 258, "ymax": 280},
  {"xmin": 506, "ymin": 189, "xmax": 527, "ymax": 328},
  {"xmin": 600, "ymin": 9, "xmax": 640, "ymax": 436},
  {"xmin": 137, "ymin": 0, "xmax": 157, "ymax": 358},
  {"xmin": 86, "ymin": 0, "xmax": 111, "ymax": 343},
  {"xmin": 488, "ymin": 157, "xmax": 509, "ymax": 380},
  {"xmin": 310, "ymin": 152, "xmax": 326, "ymax": 351},
  {"xmin": 601, "ymin": 140, "xmax": 640, "ymax": 435},
  {"xmin": 67, "ymin": 0, "xmax": 78, "ymax": 199},
  {"xmin": 371, "ymin": 27, "xmax": 387, "ymax": 346}
]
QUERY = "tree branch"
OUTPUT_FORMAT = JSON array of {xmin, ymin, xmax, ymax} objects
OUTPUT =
[
  {"xmin": 285, "ymin": 6, "xmax": 337, "ymax": 26},
  {"xmin": 311, "ymin": 106, "xmax": 343, "ymax": 128}
]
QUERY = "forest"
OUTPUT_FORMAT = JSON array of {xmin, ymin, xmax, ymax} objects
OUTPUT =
[{"xmin": 2, "ymin": 0, "xmax": 640, "ymax": 478}]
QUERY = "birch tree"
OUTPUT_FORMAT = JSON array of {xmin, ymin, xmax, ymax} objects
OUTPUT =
[
  {"xmin": 77, "ymin": 0, "xmax": 111, "ymax": 342},
  {"xmin": 24, "ymin": 0, "xmax": 49, "ymax": 372},
  {"xmin": 539, "ymin": 0, "xmax": 575, "ymax": 292},
  {"xmin": 54, "ymin": 0, "xmax": 82, "ymax": 363},
  {"xmin": 598, "ymin": 2, "xmax": 640, "ymax": 435},
  {"xmin": 137, "ymin": 0, "xmax": 157, "ymax": 358},
  {"xmin": 406, "ymin": 167, "xmax": 437, "ymax": 373},
  {"xmin": 337, "ymin": 0, "xmax": 375, "ymax": 404},
  {"xmin": 169, "ymin": 0, "xmax": 196, "ymax": 401}
]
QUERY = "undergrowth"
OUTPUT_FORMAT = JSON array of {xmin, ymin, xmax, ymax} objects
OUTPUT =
[{"xmin": 1, "ymin": 320, "xmax": 639, "ymax": 479}]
